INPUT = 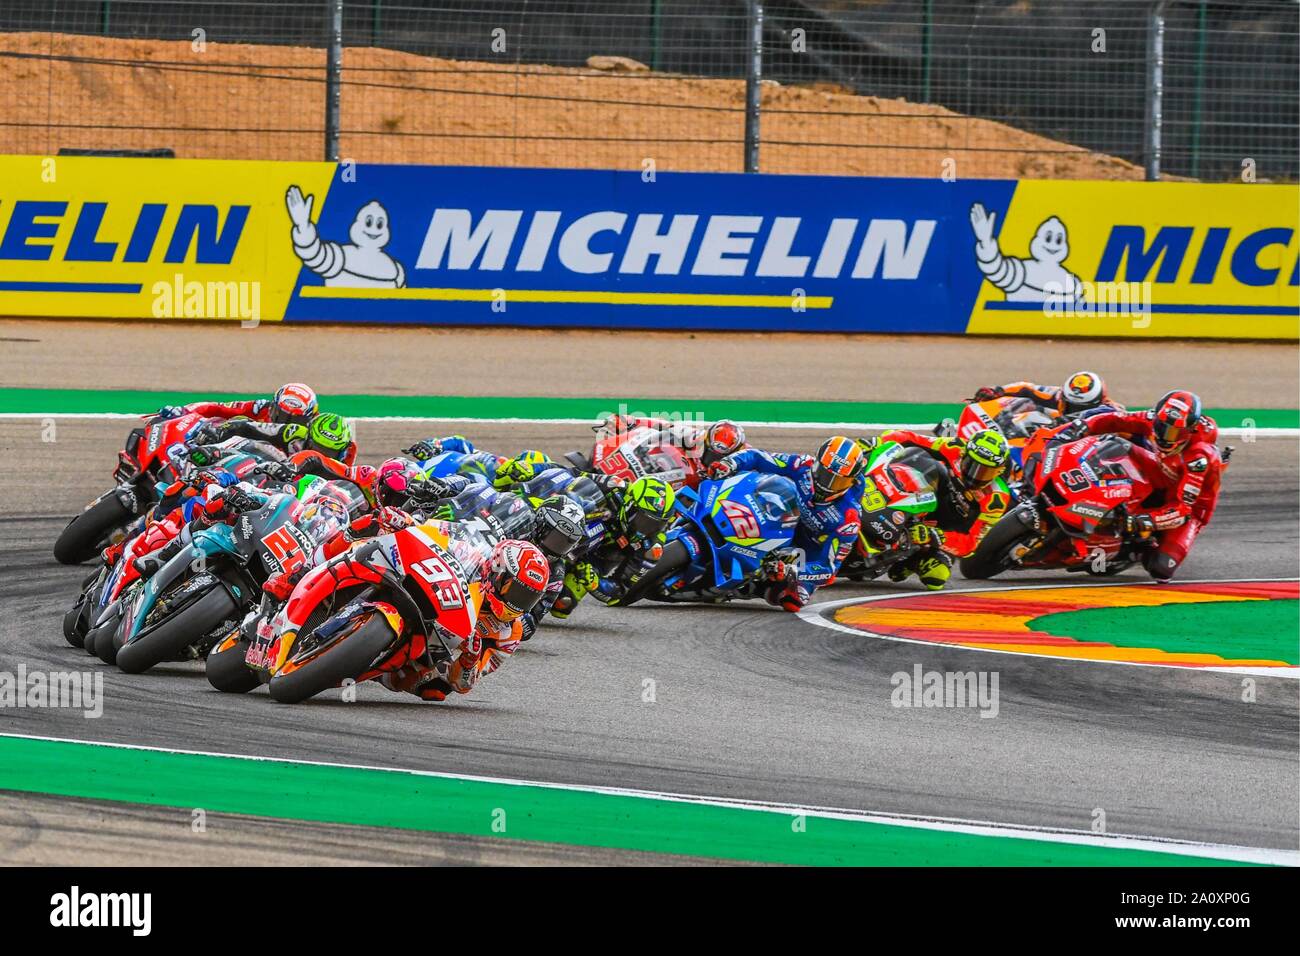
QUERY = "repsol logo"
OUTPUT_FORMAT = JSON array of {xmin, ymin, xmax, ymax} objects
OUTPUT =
[
  {"xmin": 414, "ymin": 210, "xmax": 936, "ymax": 280},
  {"xmin": 0, "ymin": 201, "xmax": 249, "ymax": 264},
  {"xmin": 1097, "ymin": 225, "xmax": 1298, "ymax": 287}
]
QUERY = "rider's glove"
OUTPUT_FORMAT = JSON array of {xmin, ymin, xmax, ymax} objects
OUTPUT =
[
  {"xmin": 253, "ymin": 460, "xmax": 297, "ymax": 482},
  {"xmin": 402, "ymin": 439, "xmax": 440, "ymax": 460},
  {"xmin": 854, "ymin": 437, "xmax": 879, "ymax": 456},
  {"xmin": 909, "ymin": 524, "xmax": 944, "ymax": 548},
  {"xmin": 407, "ymin": 476, "xmax": 452, "ymax": 501},
  {"xmin": 186, "ymin": 422, "xmax": 219, "ymax": 445},
  {"xmin": 155, "ymin": 405, "xmax": 186, "ymax": 420},
  {"xmin": 375, "ymin": 506, "xmax": 415, "ymax": 532},
  {"xmin": 971, "ymin": 386, "xmax": 1004, "ymax": 402},
  {"xmin": 221, "ymin": 487, "xmax": 260, "ymax": 514},
  {"xmin": 519, "ymin": 614, "xmax": 538, "ymax": 643},
  {"xmin": 707, "ymin": 457, "xmax": 737, "ymax": 479},
  {"xmin": 1054, "ymin": 419, "xmax": 1089, "ymax": 443}
]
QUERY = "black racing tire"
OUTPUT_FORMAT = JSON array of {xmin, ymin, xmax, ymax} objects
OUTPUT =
[
  {"xmin": 614, "ymin": 539, "xmax": 691, "ymax": 608},
  {"xmin": 64, "ymin": 599, "xmax": 92, "ymax": 649},
  {"xmin": 205, "ymin": 638, "xmax": 261, "ymax": 694},
  {"xmin": 116, "ymin": 586, "xmax": 240, "ymax": 675},
  {"xmin": 959, "ymin": 511, "xmax": 1040, "ymax": 580},
  {"xmin": 267, "ymin": 612, "xmax": 398, "ymax": 705},
  {"xmin": 88, "ymin": 613, "xmax": 123, "ymax": 664},
  {"xmin": 54, "ymin": 492, "xmax": 133, "ymax": 565}
]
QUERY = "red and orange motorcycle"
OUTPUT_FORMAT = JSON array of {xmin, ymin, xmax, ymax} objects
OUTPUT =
[{"xmin": 206, "ymin": 519, "xmax": 491, "ymax": 703}]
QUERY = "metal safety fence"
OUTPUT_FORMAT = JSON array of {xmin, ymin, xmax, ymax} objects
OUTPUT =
[{"xmin": 0, "ymin": 0, "xmax": 1295, "ymax": 181}]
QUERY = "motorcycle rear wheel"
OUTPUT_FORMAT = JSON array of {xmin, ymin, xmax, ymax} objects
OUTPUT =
[{"xmin": 267, "ymin": 612, "xmax": 398, "ymax": 705}]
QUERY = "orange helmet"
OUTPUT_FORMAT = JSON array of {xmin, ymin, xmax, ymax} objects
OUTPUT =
[
  {"xmin": 811, "ymin": 436, "xmax": 864, "ymax": 503},
  {"xmin": 482, "ymin": 539, "xmax": 550, "ymax": 622}
]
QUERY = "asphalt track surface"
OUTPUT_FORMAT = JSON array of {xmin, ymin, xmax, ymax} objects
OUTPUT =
[{"xmin": 1, "ymin": 416, "xmax": 1297, "ymax": 863}]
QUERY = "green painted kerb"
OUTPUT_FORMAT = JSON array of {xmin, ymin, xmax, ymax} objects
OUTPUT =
[
  {"xmin": 0, "ymin": 737, "xmax": 1249, "ymax": 865},
  {"xmin": 1031, "ymin": 599, "xmax": 1300, "ymax": 665},
  {"xmin": 0, "ymin": 388, "xmax": 1296, "ymax": 429}
]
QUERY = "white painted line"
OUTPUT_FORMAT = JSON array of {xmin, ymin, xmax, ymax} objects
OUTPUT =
[
  {"xmin": 0, "ymin": 411, "xmax": 1295, "ymax": 436},
  {"xmin": 2, "ymin": 731, "xmax": 1293, "ymax": 865},
  {"xmin": 799, "ymin": 577, "xmax": 1300, "ymax": 678}
]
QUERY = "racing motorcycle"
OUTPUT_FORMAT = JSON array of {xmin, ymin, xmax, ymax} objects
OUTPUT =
[
  {"xmin": 565, "ymin": 418, "xmax": 701, "ymax": 489},
  {"xmin": 935, "ymin": 396, "xmax": 1058, "ymax": 484},
  {"xmin": 107, "ymin": 481, "xmax": 361, "ymax": 674},
  {"xmin": 53, "ymin": 411, "xmax": 205, "ymax": 564},
  {"xmin": 68, "ymin": 444, "xmax": 293, "ymax": 658},
  {"xmin": 836, "ymin": 439, "xmax": 963, "ymax": 584},
  {"xmin": 613, "ymin": 471, "xmax": 800, "ymax": 606},
  {"xmin": 960, "ymin": 434, "xmax": 1155, "ymax": 579},
  {"xmin": 207, "ymin": 520, "xmax": 491, "ymax": 704}
]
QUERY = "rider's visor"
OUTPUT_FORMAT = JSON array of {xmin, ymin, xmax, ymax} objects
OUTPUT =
[
  {"xmin": 627, "ymin": 509, "xmax": 669, "ymax": 542},
  {"xmin": 812, "ymin": 468, "xmax": 855, "ymax": 501},
  {"xmin": 961, "ymin": 459, "xmax": 1002, "ymax": 488},
  {"xmin": 487, "ymin": 573, "xmax": 544, "ymax": 620},
  {"xmin": 1153, "ymin": 421, "xmax": 1187, "ymax": 448}
]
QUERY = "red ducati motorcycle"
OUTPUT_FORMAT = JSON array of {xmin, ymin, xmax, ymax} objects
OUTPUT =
[
  {"xmin": 960, "ymin": 434, "xmax": 1157, "ymax": 579},
  {"xmin": 53, "ymin": 411, "xmax": 206, "ymax": 564}
]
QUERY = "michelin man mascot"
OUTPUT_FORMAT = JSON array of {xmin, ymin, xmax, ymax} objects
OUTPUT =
[
  {"xmin": 970, "ymin": 202, "xmax": 1081, "ymax": 304},
  {"xmin": 286, "ymin": 185, "xmax": 406, "ymax": 288}
]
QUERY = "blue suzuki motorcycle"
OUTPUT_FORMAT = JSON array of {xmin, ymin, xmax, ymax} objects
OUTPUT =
[{"xmin": 615, "ymin": 471, "xmax": 800, "ymax": 606}]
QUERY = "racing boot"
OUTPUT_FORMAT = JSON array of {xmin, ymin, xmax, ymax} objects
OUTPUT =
[
  {"xmin": 887, "ymin": 551, "xmax": 952, "ymax": 590},
  {"xmin": 549, "ymin": 563, "xmax": 599, "ymax": 620}
]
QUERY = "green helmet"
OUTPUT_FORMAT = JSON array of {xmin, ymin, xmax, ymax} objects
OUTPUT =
[
  {"xmin": 493, "ymin": 450, "xmax": 553, "ymax": 489},
  {"xmin": 619, "ymin": 476, "xmax": 676, "ymax": 542},
  {"xmin": 959, "ymin": 428, "xmax": 1009, "ymax": 490},
  {"xmin": 307, "ymin": 413, "xmax": 352, "ymax": 456}
]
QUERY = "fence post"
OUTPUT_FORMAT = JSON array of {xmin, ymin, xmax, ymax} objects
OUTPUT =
[
  {"xmin": 743, "ymin": 0, "xmax": 763, "ymax": 173},
  {"xmin": 1143, "ymin": 0, "xmax": 1170, "ymax": 181},
  {"xmin": 324, "ymin": 0, "xmax": 343, "ymax": 162}
]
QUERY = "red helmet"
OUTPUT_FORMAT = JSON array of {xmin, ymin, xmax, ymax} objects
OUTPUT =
[
  {"xmin": 482, "ymin": 539, "xmax": 550, "ymax": 622},
  {"xmin": 704, "ymin": 420, "xmax": 746, "ymax": 461},
  {"xmin": 272, "ymin": 383, "xmax": 319, "ymax": 425},
  {"xmin": 1151, "ymin": 390, "xmax": 1202, "ymax": 452}
]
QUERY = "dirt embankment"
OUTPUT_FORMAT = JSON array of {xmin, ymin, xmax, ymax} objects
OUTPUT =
[{"xmin": 1, "ymin": 31, "xmax": 1146, "ymax": 179}]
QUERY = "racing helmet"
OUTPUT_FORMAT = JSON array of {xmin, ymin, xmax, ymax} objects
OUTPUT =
[
  {"xmin": 958, "ymin": 429, "xmax": 1010, "ymax": 492},
  {"xmin": 1151, "ymin": 390, "xmax": 1202, "ymax": 453},
  {"xmin": 811, "ymin": 436, "xmax": 865, "ymax": 504},
  {"xmin": 493, "ymin": 450, "xmax": 553, "ymax": 490},
  {"xmin": 1060, "ymin": 371, "xmax": 1106, "ymax": 414},
  {"xmin": 482, "ymin": 539, "xmax": 551, "ymax": 622},
  {"xmin": 272, "ymin": 383, "xmax": 319, "ymax": 425},
  {"xmin": 534, "ymin": 494, "xmax": 586, "ymax": 559},
  {"xmin": 306, "ymin": 413, "xmax": 352, "ymax": 457},
  {"xmin": 376, "ymin": 456, "xmax": 421, "ymax": 507},
  {"xmin": 703, "ymin": 419, "xmax": 746, "ymax": 464},
  {"xmin": 619, "ymin": 476, "xmax": 677, "ymax": 542}
]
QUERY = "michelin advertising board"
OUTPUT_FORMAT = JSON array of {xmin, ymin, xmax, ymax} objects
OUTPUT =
[{"xmin": 0, "ymin": 155, "xmax": 1295, "ymax": 338}]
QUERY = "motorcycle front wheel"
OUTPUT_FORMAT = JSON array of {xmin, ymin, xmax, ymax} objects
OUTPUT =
[{"xmin": 267, "ymin": 611, "xmax": 399, "ymax": 705}]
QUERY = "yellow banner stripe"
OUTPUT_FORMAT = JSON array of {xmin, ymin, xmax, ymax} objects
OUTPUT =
[{"xmin": 299, "ymin": 287, "xmax": 832, "ymax": 309}]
